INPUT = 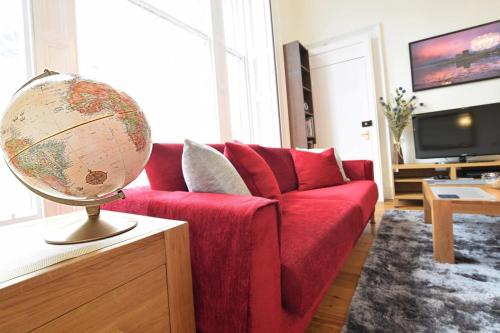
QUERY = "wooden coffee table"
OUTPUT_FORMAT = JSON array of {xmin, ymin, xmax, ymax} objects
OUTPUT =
[{"xmin": 422, "ymin": 180, "xmax": 500, "ymax": 264}]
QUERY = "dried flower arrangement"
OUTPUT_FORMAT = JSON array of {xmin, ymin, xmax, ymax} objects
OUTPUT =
[{"xmin": 379, "ymin": 87, "xmax": 424, "ymax": 164}]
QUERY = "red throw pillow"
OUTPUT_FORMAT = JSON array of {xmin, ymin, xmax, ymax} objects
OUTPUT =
[
  {"xmin": 224, "ymin": 142, "xmax": 282, "ymax": 201},
  {"xmin": 291, "ymin": 148, "xmax": 345, "ymax": 191}
]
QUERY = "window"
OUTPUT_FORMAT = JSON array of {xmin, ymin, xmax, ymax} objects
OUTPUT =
[
  {"xmin": 0, "ymin": 1, "xmax": 42, "ymax": 223},
  {"xmin": 222, "ymin": 0, "xmax": 280, "ymax": 146},
  {"xmin": 75, "ymin": 0, "xmax": 219, "ymax": 144},
  {"xmin": 75, "ymin": 0, "xmax": 280, "ymax": 146}
]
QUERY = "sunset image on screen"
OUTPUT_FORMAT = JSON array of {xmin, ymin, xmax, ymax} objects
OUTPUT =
[{"xmin": 410, "ymin": 21, "xmax": 500, "ymax": 91}]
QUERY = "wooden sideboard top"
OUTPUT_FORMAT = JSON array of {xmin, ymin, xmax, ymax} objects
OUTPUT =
[
  {"xmin": 0, "ymin": 211, "xmax": 195, "ymax": 333},
  {"xmin": 0, "ymin": 210, "xmax": 184, "ymax": 290}
]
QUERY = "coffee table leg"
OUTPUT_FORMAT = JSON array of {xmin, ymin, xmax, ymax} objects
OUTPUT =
[
  {"xmin": 423, "ymin": 195, "xmax": 431, "ymax": 224},
  {"xmin": 431, "ymin": 200, "xmax": 454, "ymax": 264}
]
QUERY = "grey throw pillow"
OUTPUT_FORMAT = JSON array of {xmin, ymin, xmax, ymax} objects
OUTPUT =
[{"xmin": 182, "ymin": 139, "xmax": 251, "ymax": 195}]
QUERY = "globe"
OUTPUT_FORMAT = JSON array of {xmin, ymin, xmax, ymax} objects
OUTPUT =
[
  {"xmin": 0, "ymin": 72, "xmax": 152, "ymax": 201},
  {"xmin": 0, "ymin": 71, "xmax": 152, "ymax": 244}
]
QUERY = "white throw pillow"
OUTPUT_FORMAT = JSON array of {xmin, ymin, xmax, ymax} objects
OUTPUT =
[
  {"xmin": 182, "ymin": 139, "xmax": 251, "ymax": 195},
  {"xmin": 296, "ymin": 147, "xmax": 350, "ymax": 182}
]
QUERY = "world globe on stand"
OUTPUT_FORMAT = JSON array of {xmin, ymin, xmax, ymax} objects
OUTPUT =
[{"xmin": 0, "ymin": 71, "xmax": 152, "ymax": 244}]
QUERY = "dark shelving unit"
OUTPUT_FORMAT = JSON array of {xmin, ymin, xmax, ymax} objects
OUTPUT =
[{"xmin": 283, "ymin": 41, "xmax": 317, "ymax": 148}]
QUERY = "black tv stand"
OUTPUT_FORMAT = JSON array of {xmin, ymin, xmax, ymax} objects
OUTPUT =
[{"xmin": 458, "ymin": 155, "xmax": 467, "ymax": 163}]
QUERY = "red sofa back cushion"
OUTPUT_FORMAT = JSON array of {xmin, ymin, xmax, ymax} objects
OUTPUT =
[
  {"xmin": 224, "ymin": 142, "xmax": 282, "ymax": 201},
  {"xmin": 291, "ymin": 148, "xmax": 345, "ymax": 190},
  {"xmin": 145, "ymin": 143, "xmax": 298, "ymax": 193},
  {"xmin": 146, "ymin": 143, "xmax": 224, "ymax": 191},
  {"xmin": 249, "ymin": 145, "xmax": 297, "ymax": 193}
]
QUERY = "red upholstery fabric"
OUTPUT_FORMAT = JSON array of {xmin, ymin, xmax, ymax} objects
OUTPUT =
[
  {"xmin": 108, "ymin": 143, "xmax": 378, "ymax": 333},
  {"xmin": 249, "ymin": 145, "xmax": 298, "ymax": 193},
  {"xmin": 290, "ymin": 148, "xmax": 344, "ymax": 190},
  {"xmin": 248, "ymin": 204, "xmax": 282, "ymax": 333},
  {"xmin": 225, "ymin": 142, "xmax": 282, "ymax": 201},
  {"xmin": 342, "ymin": 159, "xmax": 374, "ymax": 181},
  {"xmin": 145, "ymin": 143, "xmax": 187, "ymax": 191},
  {"xmin": 145, "ymin": 143, "xmax": 224, "ymax": 191},
  {"xmin": 280, "ymin": 198, "xmax": 364, "ymax": 315},
  {"xmin": 103, "ymin": 188, "xmax": 280, "ymax": 333},
  {"xmin": 283, "ymin": 180, "xmax": 378, "ymax": 222}
]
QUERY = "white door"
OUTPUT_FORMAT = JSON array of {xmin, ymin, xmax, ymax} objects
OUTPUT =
[{"xmin": 310, "ymin": 38, "xmax": 384, "ymax": 200}]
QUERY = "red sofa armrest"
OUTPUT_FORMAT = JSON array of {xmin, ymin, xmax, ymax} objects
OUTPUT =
[
  {"xmin": 103, "ymin": 187, "xmax": 281, "ymax": 333},
  {"xmin": 342, "ymin": 160, "xmax": 374, "ymax": 181}
]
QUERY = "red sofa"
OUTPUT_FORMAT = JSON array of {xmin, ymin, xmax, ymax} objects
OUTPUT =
[{"xmin": 103, "ymin": 143, "xmax": 378, "ymax": 333}]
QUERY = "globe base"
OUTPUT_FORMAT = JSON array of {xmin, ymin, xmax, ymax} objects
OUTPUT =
[{"xmin": 45, "ymin": 206, "xmax": 137, "ymax": 245}]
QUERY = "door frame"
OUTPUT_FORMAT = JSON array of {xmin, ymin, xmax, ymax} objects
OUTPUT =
[{"xmin": 307, "ymin": 25, "xmax": 391, "ymax": 200}]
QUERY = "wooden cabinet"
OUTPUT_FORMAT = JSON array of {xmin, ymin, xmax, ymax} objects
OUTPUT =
[
  {"xmin": 283, "ymin": 41, "xmax": 316, "ymax": 148},
  {"xmin": 393, "ymin": 161, "xmax": 500, "ymax": 207},
  {"xmin": 0, "ymin": 211, "xmax": 195, "ymax": 333}
]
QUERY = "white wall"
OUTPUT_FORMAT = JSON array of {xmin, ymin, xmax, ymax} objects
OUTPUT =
[
  {"xmin": 270, "ymin": 0, "xmax": 307, "ymax": 147},
  {"xmin": 271, "ymin": 0, "xmax": 306, "ymax": 45},
  {"xmin": 275, "ymin": 0, "xmax": 500, "ymax": 162}
]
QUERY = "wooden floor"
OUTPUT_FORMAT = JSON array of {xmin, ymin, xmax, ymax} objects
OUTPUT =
[{"xmin": 306, "ymin": 201, "xmax": 422, "ymax": 332}]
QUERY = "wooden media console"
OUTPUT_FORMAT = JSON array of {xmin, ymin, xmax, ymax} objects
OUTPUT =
[{"xmin": 392, "ymin": 161, "xmax": 500, "ymax": 207}]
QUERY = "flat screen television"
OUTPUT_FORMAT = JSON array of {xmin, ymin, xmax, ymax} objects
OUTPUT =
[{"xmin": 412, "ymin": 102, "xmax": 500, "ymax": 160}]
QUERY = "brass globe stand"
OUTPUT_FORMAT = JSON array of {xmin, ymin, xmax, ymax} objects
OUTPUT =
[
  {"xmin": 44, "ymin": 202, "xmax": 137, "ymax": 245},
  {"xmin": 12, "ymin": 171, "xmax": 137, "ymax": 245}
]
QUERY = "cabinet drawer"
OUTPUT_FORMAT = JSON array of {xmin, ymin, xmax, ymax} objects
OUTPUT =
[
  {"xmin": 35, "ymin": 267, "xmax": 170, "ymax": 333},
  {"xmin": 0, "ymin": 236, "xmax": 166, "ymax": 332}
]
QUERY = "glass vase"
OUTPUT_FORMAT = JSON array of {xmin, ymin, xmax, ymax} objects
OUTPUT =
[{"xmin": 393, "ymin": 142, "xmax": 404, "ymax": 165}]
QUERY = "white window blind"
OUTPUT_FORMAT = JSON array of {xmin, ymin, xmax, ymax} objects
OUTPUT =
[{"xmin": 0, "ymin": 1, "xmax": 42, "ymax": 224}]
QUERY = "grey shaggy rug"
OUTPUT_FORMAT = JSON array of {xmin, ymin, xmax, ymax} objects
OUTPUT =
[{"xmin": 343, "ymin": 210, "xmax": 500, "ymax": 333}]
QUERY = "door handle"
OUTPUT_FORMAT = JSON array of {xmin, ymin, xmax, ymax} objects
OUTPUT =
[{"xmin": 361, "ymin": 129, "xmax": 370, "ymax": 140}]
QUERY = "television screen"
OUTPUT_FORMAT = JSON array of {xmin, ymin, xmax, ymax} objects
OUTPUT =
[{"xmin": 413, "ymin": 102, "xmax": 500, "ymax": 159}]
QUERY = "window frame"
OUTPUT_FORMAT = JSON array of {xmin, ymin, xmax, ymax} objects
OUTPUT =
[
  {"xmin": 124, "ymin": 0, "xmax": 279, "ymax": 145},
  {"xmin": 221, "ymin": 0, "xmax": 281, "ymax": 146},
  {"xmin": 0, "ymin": 0, "xmax": 43, "ymax": 225}
]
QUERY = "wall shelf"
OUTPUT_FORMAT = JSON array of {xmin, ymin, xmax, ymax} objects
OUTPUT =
[
  {"xmin": 394, "ymin": 178, "xmax": 424, "ymax": 183},
  {"xmin": 394, "ymin": 193, "xmax": 424, "ymax": 200}
]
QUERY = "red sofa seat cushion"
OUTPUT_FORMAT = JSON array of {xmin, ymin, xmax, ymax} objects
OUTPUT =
[
  {"xmin": 290, "ymin": 148, "xmax": 345, "ymax": 191},
  {"xmin": 283, "ymin": 180, "xmax": 378, "ymax": 222},
  {"xmin": 224, "ymin": 142, "xmax": 282, "ymax": 201},
  {"xmin": 280, "ymin": 198, "xmax": 364, "ymax": 315}
]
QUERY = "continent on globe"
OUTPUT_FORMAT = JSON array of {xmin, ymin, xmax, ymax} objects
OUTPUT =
[
  {"xmin": 86, "ymin": 170, "xmax": 108, "ymax": 185},
  {"xmin": 68, "ymin": 80, "xmax": 150, "ymax": 151},
  {"xmin": 8, "ymin": 139, "xmax": 71, "ymax": 195}
]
